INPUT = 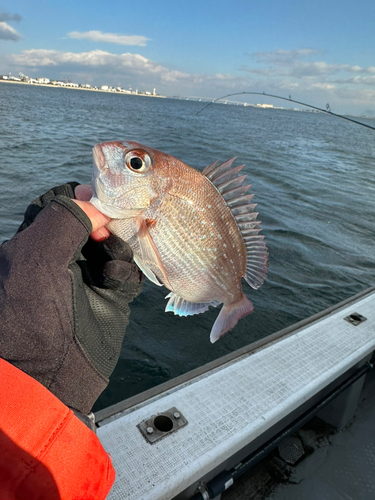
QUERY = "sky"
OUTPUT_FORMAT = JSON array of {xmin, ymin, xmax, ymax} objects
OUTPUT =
[{"xmin": 0, "ymin": 0, "xmax": 375, "ymax": 115}]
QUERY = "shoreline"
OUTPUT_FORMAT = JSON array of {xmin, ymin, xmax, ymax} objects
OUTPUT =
[
  {"xmin": 0, "ymin": 79, "xmax": 167, "ymax": 98},
  {"xmin": 1, "ymin": 79, "xmax": 374, "ymax": 119}
]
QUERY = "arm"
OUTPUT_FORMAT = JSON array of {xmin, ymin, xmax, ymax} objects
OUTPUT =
[{"xmin": 0, "ymin": 183, "xmax": 143, "ymax": 499}]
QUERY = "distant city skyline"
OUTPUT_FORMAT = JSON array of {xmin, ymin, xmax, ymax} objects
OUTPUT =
[
  {"xmin": 0, "ymin": 72, "xmax": 160, "ymax": 96},
  {"xmin": 0, "ymin": 0, "xmax": 374, "ymax": 116}
]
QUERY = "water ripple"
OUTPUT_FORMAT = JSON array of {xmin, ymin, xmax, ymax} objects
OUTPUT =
[{"xmin": 0, "ymin": 83, "xmax": 374, "ymax": 410}]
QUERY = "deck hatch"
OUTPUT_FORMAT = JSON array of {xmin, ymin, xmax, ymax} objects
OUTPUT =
[
  {"xmin": 344, "ymin": 312, "xmax": 367, "ymax": 326},
  {"xmin": 137, "ymin": 406, "xmax": 188, "ymax": 444}
]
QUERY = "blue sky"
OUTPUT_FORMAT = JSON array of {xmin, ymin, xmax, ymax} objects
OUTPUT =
[{"xmin": 1, "ymin": 0, "xmax": 375, "ymax": 114}]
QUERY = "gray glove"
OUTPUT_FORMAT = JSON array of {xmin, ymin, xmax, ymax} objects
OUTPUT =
[{"xmin": 0, "ymin": 183, "xmax": 143, "ymax": 415}]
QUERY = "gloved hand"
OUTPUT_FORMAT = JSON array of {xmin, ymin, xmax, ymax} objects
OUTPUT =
[{"xmin": 0, "ymin": 183, "xmax": 143, "ymax": 416}]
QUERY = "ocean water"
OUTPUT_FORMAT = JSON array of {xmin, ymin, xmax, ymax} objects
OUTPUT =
[{"xmin": 1, "ymin": 83, "xmax": 374, "ymax": 411}]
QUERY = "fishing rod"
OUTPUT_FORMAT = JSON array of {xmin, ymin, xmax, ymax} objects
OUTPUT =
[{"xmin": 196, "ymin": 91, "xmax": 375, "ymax": 131}]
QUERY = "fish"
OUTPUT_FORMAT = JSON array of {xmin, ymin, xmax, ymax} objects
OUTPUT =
[{"xmin": 90, "ymin": 141, "xmax": 268, "ymax": 343}]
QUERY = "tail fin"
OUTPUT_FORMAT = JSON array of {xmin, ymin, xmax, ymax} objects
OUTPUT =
[{"xmin": 210, "ymin": 294, "xmax": 254, "ymax": 343}]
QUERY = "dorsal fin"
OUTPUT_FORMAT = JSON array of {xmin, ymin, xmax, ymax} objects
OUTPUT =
[
  {"xmin": 202, "ymin": 158, "xmax": 237, "ymax": 179},
  {"xmin": 210, "ymin": 164, "xmax": 245, "ymax": 185},
  {"xmin": 203, "ymin": 158, "xmax": 268, "ymax": 290}
]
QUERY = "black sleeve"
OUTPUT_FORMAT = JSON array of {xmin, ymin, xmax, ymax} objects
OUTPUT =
[{"xmin": 0, "ymin": 193, "xmax": 143, "ymax": 414}]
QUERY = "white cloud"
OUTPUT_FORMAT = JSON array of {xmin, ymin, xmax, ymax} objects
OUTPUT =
[
  {"xmin": 4, "ymin": 44, "xmax": 375, "ymax": 115},
  {"xmin": 68, "ymin": 30, "xmax": 149, "ymax": 46},
  {"xmin": 0, "ymin": 21, "xmax": 22, "ymax": 41},
  {"xmin": 335, "ymin": 75, "xmax": 375, "ymax": 86},
  {"xmin": 233, "ymin": 48, "xmax": 375, "ymax": 114},
  {"xmin": 241, "ymin": 49, "xmax": 375, "ymax": 87},
  {"xmin": 254, "ymin": 48, "xmax": 321, "ymax": 64},
  {"xmin": 9, "ymin": 49, "xmax": 190, "ymax": 82},
  {"xmin": 310, "ymin": 83, "xmax": 336, "ymax": 90},
  {"xmin": 247, "ymin": 49, "xmax": 372, "ymax": 78}
]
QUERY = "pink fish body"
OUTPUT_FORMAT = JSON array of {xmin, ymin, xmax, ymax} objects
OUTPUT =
[{"xmin": 90, "ymin": 141, "xmax": 268, "ymax": 342}]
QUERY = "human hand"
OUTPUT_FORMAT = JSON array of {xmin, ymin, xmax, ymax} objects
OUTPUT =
[
  {"xmin": 73, "ymin": 183, "xmax": 111, "ymax": 241},
  {"xmin": 0, "ymin": 182, "xmax": 143, "ymax": 415},
  {"xmin": 18, "ymin": 182, "xmax": 111, "ymax": 241}
]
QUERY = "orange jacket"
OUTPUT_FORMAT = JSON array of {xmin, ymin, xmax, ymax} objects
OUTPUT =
[{"xmin": 0, "ymin": 357, "xmax": 115, "ymax": 500}]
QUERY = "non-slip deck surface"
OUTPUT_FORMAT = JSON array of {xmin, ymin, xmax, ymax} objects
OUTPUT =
[
  {"xmin": 265, "ymin": 365, "xmax": 375, "ymax": 500},
  {"xmin": 97, "ymin": 291, "xmax": 375, "ymax": 500}
]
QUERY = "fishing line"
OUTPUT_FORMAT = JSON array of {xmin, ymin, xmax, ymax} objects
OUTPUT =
[{"xmin": 196, "ymin": 91, "xmax": 375, "ymax": 131}]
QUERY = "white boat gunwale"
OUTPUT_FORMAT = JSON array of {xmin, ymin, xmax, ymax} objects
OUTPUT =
[{"xmin": 95, "ymin": 285, "xmax": 375, "ymax": 425}]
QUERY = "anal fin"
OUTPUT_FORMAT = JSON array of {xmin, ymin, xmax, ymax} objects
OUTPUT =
[{"xmin": 165, "ymin": 292, "xmax": 221, "ymax": 317}]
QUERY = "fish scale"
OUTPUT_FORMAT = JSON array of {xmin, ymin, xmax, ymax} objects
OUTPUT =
[
  {"xmin": 150, "ymin": 194, "xmax": 241, "ymax": 303},
  {"xmin": 91, "ymin": 140, "xmax": 268, "ymax": 342}
]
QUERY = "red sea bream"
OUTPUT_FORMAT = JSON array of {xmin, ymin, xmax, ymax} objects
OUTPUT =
[{"xmin": 90, "ymin": 141, "xmax": 268, "ymax": 342}]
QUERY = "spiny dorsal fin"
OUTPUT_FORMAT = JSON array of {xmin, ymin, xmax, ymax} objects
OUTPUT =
[
  {"xmin": 203, "ymin": 158, "xmax": 268, "ymax": 290},
  {"xmin": 202, "ymin": 158, "xmax": 237, "ymax": 179}
]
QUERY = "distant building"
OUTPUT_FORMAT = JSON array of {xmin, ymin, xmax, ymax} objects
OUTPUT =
[{"xmin": 0, "ymin": 73, "xmax": 160, "ymax": 97}]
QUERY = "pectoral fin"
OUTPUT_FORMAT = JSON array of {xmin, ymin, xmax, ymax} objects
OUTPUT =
[
  {"xmin": 136, "ymin": 219, "xmax": 171, "ymax": 288},
  {"xmin": 133, "ymin": 255, "xmax": 163, "ymax": 286}
]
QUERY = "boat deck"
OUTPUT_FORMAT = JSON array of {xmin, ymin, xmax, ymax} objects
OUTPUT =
[
  {"xmin": 223, "ymin": 362, "xmax": 375, "ymax": 500},
  {"xmin": 96, "ymin": 288, "xmax": 375, "ymax": 500}
]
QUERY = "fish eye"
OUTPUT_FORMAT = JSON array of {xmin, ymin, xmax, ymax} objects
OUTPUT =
[{"xmin": 124, "ymin": 150, "xmax": 152, "ymax": 173}]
